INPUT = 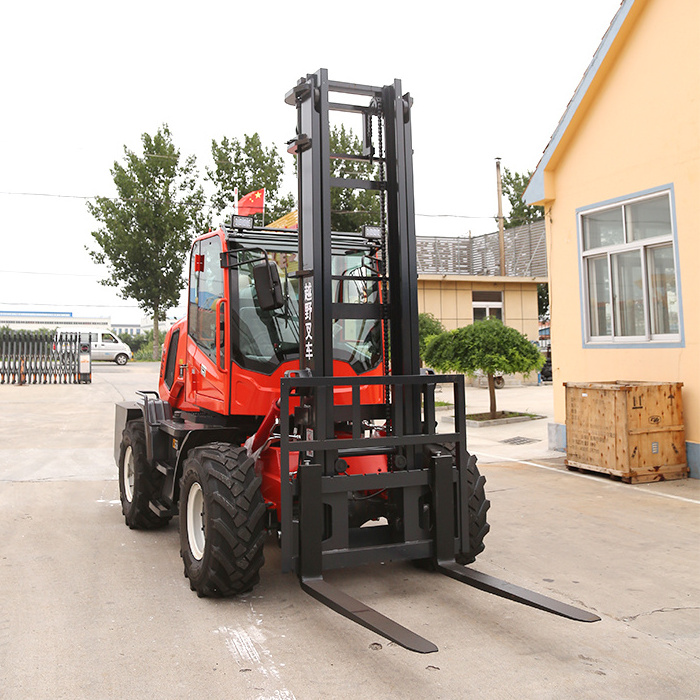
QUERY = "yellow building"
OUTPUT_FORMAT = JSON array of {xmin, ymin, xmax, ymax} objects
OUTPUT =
[{"xmin": 524, "ymin": 0, "xmax": 699, "ymax": 476}]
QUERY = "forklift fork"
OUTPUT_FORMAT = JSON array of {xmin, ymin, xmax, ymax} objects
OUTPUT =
[
  {"xmin": 293, "ymin": 442, "xmax": 598, "ymax": 654},
  {"xmin": 436, "ymin": 563, "xmax": 600, "ymax": 624},
  {"xmin": 300, "ymin": 564, "xmax": 599, "ymax": 655},
  {"xmin": 301, "ymin": 577, "xmax": 438, "ymax": 654}
]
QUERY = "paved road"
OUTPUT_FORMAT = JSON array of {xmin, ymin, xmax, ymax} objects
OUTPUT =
[{"xmin": 1, "ymin": 364, "xmax": 699, "ymax": 699}]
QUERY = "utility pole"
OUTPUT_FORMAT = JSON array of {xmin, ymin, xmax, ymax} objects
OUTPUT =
[{"xmin": 495, "ymin": 157, "xmax": 505, "ymax": 276}]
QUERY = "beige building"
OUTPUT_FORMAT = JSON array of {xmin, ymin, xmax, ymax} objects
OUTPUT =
[
  {"xmin": 416, "ymin": 222, "xmax": 546, "ymax": 348},
  {"xmin": 417, "ymin": 276, "xmax": 542, "ymax": 339},
  {"xmin": 524, "ymin": 0, "xmax": 699, "ymax": 476}
]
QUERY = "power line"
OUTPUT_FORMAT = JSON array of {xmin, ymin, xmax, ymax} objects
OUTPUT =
[
  {"xmin": 0, "ymin": 301, "xmax": 139, "ymax": 309},
  {"xmin": 0, "ymin": 269, "xmax": 101, "ymax": 278},
  {"xmin": 0, "ymin": 190, "xmax": 95, "ymax": 200},
  {"xmin": 0, "ymin": 189, "xmax": 216, "ymax": 210},
  {"xmin": 1, "ymin": 191, "xmax": 494, "ymax": 220},
  {"xmin": 416, "ymin": 213, "xmax": 494, "ymax": 220}
]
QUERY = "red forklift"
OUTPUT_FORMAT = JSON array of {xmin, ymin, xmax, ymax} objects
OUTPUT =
[{"xmin": 115, "ymin": 69, "xmax": 599, "ymax": 653}]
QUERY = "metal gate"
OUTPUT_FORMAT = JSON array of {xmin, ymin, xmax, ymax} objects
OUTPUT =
[{"xmin": 0, "ymin": 331, "xmax": 92, "ymax": 384}]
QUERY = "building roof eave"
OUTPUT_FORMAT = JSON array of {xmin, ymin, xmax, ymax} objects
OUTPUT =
[
  {"xmin": 418, "ymin": 274, "xmax": 547, "ymax": 284},
  {"xmin": 523, "ymin": 0, "xmax": 638, "ymax": 205}
]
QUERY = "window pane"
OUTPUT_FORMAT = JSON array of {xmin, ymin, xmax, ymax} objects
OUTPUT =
[
  {"xmin": 164, "ymin": 329, "xmax": 180, "ymax": 389},
  {"xmin": 583, "ymin": 208, "xmax": 623, "ymax": 250},
  {"xmin": 189, "ymin": 237, "xmax": 224, "ymax": 361},
  {"xmin": 235, "ymin": 252, "xmax": 294, "ymax": 366},
  {"xmin": 489, "ymin": 307, "xmax": 503, "ymax": 321},
  {"xmin": 626, "ymin": 195, "xmax": 671, "ymax": 241},
  {"xmin": 587, "ymin": 256, "xmax": 611, "ymax": 336},
  {"xmin": 473, "ymin": 307, "xmax": 487, "ymax": 321},
  {"xmin": 612, "ymin": 250, "xmax": 645, "ymax": 336},
  {"xmin": 472, "ymin": 291, "xmax": 502, "ymax": 302},
  {"xmin": 647, "ymin": 245, "xmax": 678, "ymax": 335}
]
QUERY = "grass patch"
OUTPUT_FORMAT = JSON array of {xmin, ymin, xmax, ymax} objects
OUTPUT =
[{"xmin": 466, "ymin": 411, "xmax": 540, "ymax": 422}]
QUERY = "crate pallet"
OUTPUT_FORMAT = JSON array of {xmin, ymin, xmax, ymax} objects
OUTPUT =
[{"xmin": 565, "ymin": 381, "xmax": 687, "ymax": 484}]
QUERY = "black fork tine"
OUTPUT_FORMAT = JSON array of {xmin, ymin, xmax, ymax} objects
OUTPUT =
[
  {"xmin": 437, "ymin": 561, "xmax": 601, "ymax": 622},
  {"xmin": 301, "ymin": 577, "xmax": 438, "ymax": 654}
]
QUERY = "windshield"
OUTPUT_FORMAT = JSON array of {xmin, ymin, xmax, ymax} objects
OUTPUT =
[
  {"xmin": 331, "ymin": 252, "xmax": 382, "ymax": 373},
  {"xmin": 232, "ymin": 250, "xmax": 300, "ymax": 372},
  {"xmin": 231, "ymin": 248, "xmax": 382, "ymax": 375}
]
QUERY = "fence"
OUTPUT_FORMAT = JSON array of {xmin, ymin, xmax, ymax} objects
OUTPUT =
[
  {"xmin": 0, "ymin": 331, "xmax": 91, "ymax": 385},
  {"xmin": 416, "ymin": 220, "xmax": 547, "ymax": 277}
]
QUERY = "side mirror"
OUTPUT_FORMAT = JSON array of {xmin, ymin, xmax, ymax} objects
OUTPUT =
[{"xmin": 253, "ymin": 260, "xmax": 284, "ymax": 311}]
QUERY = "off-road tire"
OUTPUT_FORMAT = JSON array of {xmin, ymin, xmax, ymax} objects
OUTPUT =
[
  {"xmin": 455, "ymin": 451, "xmax": 490, "ymax": 564},
  {"xmin": 414, "ymin": 449, "xmax": 490, "ymax": 568},
  {"xmin": 180, "ymin": 443, "xmax": 266, "ymax": 597},
  {"xmin": 118, "ymin": 420, "xmax": 172, "ymax": 529}
]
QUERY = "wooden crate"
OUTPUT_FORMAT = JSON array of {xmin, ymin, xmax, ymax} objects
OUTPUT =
[{"xmin": 565, "ymin": 381, "xmax": 687, "ymax": 484}]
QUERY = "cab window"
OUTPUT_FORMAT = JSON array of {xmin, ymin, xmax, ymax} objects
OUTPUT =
[
  {"xmin": 163, "ymin": 329, "xmax": 180, "ymax": 389},
  {"xmin": 231, "ymin": 250, "xmax": 299, "ymax": 372},
  {"xmin": 188, "ymin": 236, "xmax": 224, "ymax": 362}
]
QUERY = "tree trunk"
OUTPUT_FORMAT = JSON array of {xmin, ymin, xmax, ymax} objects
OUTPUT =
[
  {"xmin": 487, "ymin": 373, "xmax": 497, "ymax": 419},
  {"xmin": 152, "ymin": 304, "xmax": 160, "ymax": 362}
]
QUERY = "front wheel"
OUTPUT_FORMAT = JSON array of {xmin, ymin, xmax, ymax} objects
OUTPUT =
[
  {"xmin": 115, "ymin": 353, "xmax": 129, "ymax": 366},
  {"xmin": 455, "ymin": 451, "xmax": 490, "ymax": 564},
  {"xmin": 180, "ymin": 443, "xmax": 266, "ymax": 597},
  {"xmin": 414, "ymin": 449, "xmax": 490, "ymax": 569}
]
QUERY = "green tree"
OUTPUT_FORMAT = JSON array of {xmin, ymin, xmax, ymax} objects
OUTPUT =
[
  {"xmin": 418, "ymin": 312, "xmax": 445, "ymax": 363},
  {"xmin": 424, "ymin": 317, "xmax": 544, "ymax": 419},
  {"xmin": 538, "ymin": 283, "xmax": 550, "ymax": 321},
  {"xmin": 117, "ymin": 332, "xmax": 148, "ymax": 355},
  {"xmin": 501, "ymin": 168, "xmax": 549, "ymax": 319},
  {"xmin": 501, "ymin": 168, "xmax": 544, "ymax": 229},
  {"xmin": 207, "ymin": 133, "xmax": 295, "ymax": 223},
  {"xmin": 87, "ymin": 125, "xmax": 205, "ymax": 360},
  {"xmin": 133, "ymin": 329, "xmax": 166, "ymax": 362},
  {"xmin": 329, "ymin": 125, "xmax": 380, "ymax": 232}
]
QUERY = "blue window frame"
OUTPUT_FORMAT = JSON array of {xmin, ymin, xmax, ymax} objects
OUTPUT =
[{"xmin": 578, "ymin": 186, "xmax": 683, "ymax": 347}]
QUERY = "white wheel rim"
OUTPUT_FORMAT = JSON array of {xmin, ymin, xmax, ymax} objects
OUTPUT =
[
  {"xmin": 123, "ymin": 446, "xmax": 135, "ymax": 503},
  {"xmin": 187, "ymin": 482, "xmax": 206, "ymax": 561}
]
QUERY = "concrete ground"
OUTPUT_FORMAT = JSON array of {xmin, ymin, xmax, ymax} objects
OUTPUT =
[{"xmin": 0, "ymin": 364, "xmax": 698, "ymax": 699}]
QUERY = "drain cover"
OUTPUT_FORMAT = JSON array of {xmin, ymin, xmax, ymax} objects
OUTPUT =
[{"xmin": 501, "ymin": 436, "xmax": 540, "ymax": 445}]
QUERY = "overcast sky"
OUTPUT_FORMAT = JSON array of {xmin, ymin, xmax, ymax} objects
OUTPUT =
[{"xmin": 0, "ymin": 0, "xmax": 623, "ymax": 325}]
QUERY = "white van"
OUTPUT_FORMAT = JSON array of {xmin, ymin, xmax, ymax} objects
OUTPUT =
[{"xmin": 56, "ymin": 328, "xmax": 133, "ymax": 365}]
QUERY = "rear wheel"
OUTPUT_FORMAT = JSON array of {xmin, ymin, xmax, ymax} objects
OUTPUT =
[
  {"xmin": 180, "ymin": 443, "xmax": 266, "ymax": 597},
  {"xmin": 118, "ymin": 420, "xmax": 171, "ymax": 529}
]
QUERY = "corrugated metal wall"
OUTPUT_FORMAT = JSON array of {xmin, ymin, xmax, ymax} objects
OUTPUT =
[{"xmin": 416, "ymin": 220, "xmax": 547, "ymax": 277}]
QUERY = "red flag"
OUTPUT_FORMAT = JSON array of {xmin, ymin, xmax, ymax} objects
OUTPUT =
[{"xmin": 237, "ymin": 188, "xmax": 265, "ymax": 216}]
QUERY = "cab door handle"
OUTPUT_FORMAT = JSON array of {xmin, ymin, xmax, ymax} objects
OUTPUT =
[{"xmin": 215, "ymin": 298, "xmax": 228, "ymax": 373}]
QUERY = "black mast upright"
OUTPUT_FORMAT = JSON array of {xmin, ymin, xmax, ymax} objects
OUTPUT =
[
  {"xmin": 279, "ymin": 69, "xmax": 599, "ymax": 653},
  {"xmin": 286, "ymin": 70, "xmax": 424, "ymax": 443}
]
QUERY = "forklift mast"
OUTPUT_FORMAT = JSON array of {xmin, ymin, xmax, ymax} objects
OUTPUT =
[
  {"xmin": 285, "ymin": 69, "xmax": 424, "ymax": 465},
  {"xmin": 277, "ymin": 71, "xmax": 598, "ymax": 652},
  {"xmin": 289, "ymin": 69, "xmax": 420, "ymax": 380}
]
